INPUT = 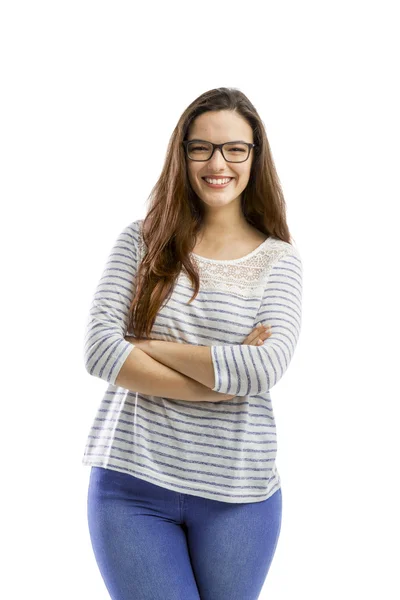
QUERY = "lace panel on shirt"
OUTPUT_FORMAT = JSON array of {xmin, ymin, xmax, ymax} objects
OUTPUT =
[
  {"xmin": 137, "ymin": 222, "xmax": 292, "ymax": 298},
  {"xmin": 186, "ymin": 241, "xmax": 291, "ymax": 296}
]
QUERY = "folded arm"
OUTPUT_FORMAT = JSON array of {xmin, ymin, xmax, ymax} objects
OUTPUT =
[
  {"xmin": 212, "ymin": 249, "xmax": 303, "ymax": 396},
  {"xmin": 115, "ymin": 344, "xmax": 234, "ymax": 402},
  {"xmin": 132, "ymin": 248, "xmax": 303, "ymax": 397},
  {"xmin": 83, "ymin": 221, "xmax": 233, "ymax": 401},
  {"xmin": 125, "ymin": 338, "xmax": 216, "ymax": 389}
]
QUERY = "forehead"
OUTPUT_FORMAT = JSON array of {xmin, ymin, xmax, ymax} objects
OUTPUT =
[{"xmin": 189, "ymin": 110, "xmax": 253, "ymax": 143}]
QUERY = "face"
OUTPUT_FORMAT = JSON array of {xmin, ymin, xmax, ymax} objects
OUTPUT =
[{"xmin": 185, "ymin": 110, "xmax": 254, "ymax": 210}]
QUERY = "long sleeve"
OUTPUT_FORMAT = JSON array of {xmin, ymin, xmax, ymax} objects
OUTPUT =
[
  {"xmin": 211, "ymin": 248, "xmax": 303, "ymax": 396},
  {"xmin": 83, "ymin": 221, "xmax": 138, "ymax": 385}
]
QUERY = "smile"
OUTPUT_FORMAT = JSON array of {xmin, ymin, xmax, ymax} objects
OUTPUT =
[{"xmin": 202, "ymin": 177, "xmax": 233, "ymax": 188}]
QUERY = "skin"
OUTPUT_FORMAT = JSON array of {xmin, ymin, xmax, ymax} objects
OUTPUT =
[{"xmin": 186, "ymin": 109, "xmax": 258, "ymax": 248}]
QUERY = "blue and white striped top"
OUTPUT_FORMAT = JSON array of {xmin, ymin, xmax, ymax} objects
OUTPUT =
[{"xmin": 82, "ymin": 218, "xmax": 303, "ymax": 503}]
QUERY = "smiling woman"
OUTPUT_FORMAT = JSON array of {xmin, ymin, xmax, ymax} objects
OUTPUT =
[
  {"xmin": 83, "ymin": 86, "xmax": 302, "ymax": 600},
  {"xmin": 184, "ymin": 110, "xmax": 256, "ymax": 213}
]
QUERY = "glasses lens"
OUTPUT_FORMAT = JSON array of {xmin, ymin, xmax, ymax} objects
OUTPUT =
[
  {"xmin": 222, "ymin": 142, "xmax": 249, "ymax": 162},
  {"xmin": 187, "ymin": 141, "xmax": 213, "ymax": 160}
]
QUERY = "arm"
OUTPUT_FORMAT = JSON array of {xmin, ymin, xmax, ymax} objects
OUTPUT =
[
  {"xmin": 83, "ymin": 222, "xmax": 139, "ymax": 385},
  {"xmin": 83, "ymin": 221, "xmax": 233, "ymax": 402},
  {"xmin": 133, "ymin": 248, "xmax": 303, "ymax": 397},
  {"xmin": 125, "ymin": 338, "xmax": 216, "ymax": 389},
  {"xmin": 212, "ymin": 249, "xmax": 303, "ymax": 396},
  {"xmin": 115, "ymin": 345, "xmax": 234, "ymax": 402}
]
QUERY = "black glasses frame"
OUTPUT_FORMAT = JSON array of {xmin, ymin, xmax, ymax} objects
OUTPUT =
[{"xmin": 182, "ymin": 139, "xmax": 256, "ymax": 163}]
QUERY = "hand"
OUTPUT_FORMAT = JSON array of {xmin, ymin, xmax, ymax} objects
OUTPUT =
[{"xmin": 242, "ymin": 323, "xmax": 272, "ymax": 346}]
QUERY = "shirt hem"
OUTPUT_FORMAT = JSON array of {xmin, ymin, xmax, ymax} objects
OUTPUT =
[{"xmin": 82, "ymin": 456, "xmax": 280, "ymax": 504}]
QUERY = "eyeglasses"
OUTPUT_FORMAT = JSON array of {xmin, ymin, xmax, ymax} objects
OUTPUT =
[{"xmin": 182, "ymin": 139, "xmax": 256, "ymax": 163}]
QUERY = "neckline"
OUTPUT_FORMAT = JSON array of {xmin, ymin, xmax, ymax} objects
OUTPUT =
[
  {"xmin": 190, "ymin": 236, "xmax": 272, "ymax": 264},
  {"xmin": 138, "ymin": 219, "xmax": 273, "ymax": 265}
]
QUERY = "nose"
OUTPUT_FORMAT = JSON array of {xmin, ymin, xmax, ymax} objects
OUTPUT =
[{"xmin": 207, "ymin": 147, "xmax": 226, "ymax": 168}]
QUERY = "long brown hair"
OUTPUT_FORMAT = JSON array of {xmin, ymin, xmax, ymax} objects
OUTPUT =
[{"xmin": 129, "ymin": 87, "xmax": 293, "ymax": 339}]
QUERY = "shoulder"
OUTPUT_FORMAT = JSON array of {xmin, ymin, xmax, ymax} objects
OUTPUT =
[
  {"xmin": 125, "ymin": 218, "xmax": 143, "ymax": 235},
  {"xmin": 117, "ymin": 218, "xmax": 143, "ymax": 243},
  {"xmin": 128, "ymin": 218, "xmax": 146, "ymax": 259},
  {"xmin": 109, "ymin": 220, "xmax": 143, "ymax": 262},
  {"xmin": 261, "ymin": 236, "xmax": 303, "ymax": 280},
  {"xmin": 266, "ymin": 236, "xmax": 302, "ymax": 260}
]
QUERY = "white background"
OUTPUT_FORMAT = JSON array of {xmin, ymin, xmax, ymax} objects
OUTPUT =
[{"xmin": 1, "ymin": 1, "xmax": 399, "ymax": 598}]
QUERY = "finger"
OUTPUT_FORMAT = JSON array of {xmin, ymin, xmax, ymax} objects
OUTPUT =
[
  {"xmin": 246, "ymin": 330, "xmax": 269, "ymax": 345},
  {"xmin": 252, "ymin": 327, "xmax": 272, "ymax": 344},
  {"xmin": 249, "ymin": 326, "xmax": 266, "ymax": 342},
  {"xmin": 256, "ymin": 331, "xmax": 271, "ymax": 343},
  {"xmin": 253, "ymin": 325, "xmax": 270, "ymax": 338},
  {"xmin": 247, "ymin": 334, "xmax": 261, "ymax": 344},
  {"xmin": 256, "ymin": 325, "xmax": 272, "ymax": 336},
  {"xmin": 244, "ymin": 325, "xmax": 268, "ymax": 344}
]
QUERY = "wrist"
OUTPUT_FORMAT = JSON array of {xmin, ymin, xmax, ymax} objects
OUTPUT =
[
  {"xmin": 135, "ymin": 339, "xmax": 151, "ymax": 352},
  {"xmin": 124, "ymin": 336, "xmax": 151, "ymax": 351}
]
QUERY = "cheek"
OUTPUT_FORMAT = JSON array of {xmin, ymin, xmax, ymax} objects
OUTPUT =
[
  {"xmin": 188, "ymin": 172, "xmax": 202, "ymax": 193},
  {"xmin": 236, "ymin": 171, "xmax": 249, "ymax": 185},
  {"xmin": 188, "ymin": 167, "xmax": 200, "ymax": 184}
]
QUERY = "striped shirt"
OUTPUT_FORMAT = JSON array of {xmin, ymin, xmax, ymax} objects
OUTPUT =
[{"xmin": 82, "ymin": 218, "xmax": 303, "ymax": 503}]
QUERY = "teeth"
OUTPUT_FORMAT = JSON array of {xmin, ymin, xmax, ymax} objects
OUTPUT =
[{"xmin": 204, "ymin": 177, "xmax": 232, "ymax": 184}]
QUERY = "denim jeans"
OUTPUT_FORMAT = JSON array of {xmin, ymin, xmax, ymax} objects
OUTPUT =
[{"xmin": 87, "ymin": 466, "xmax": 282, "ymax": 600}]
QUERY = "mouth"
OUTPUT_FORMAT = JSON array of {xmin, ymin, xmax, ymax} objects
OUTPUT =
[{"xmin": 201, "ymin": 177, "xmax": 234, "ymax": 189}]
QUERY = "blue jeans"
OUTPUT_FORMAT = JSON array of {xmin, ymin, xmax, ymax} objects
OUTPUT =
[{"xmin": 87, "ymin": 466, "xmax": 282, "ymax": 600}]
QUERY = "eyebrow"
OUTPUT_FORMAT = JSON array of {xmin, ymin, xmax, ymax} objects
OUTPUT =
[{"xmin": 187, "ymin": 138, "xmax": 250, "ymax": 144}]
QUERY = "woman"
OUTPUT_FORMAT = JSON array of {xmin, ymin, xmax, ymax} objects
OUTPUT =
[{"xmin": 83, "ymin": 87, "xmax": 303, "ymax": 599}]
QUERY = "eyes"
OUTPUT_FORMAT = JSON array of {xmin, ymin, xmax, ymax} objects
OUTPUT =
[
  {"xmin": 190, "ymin": 144, "xmax": 246, "ymax": 154},
  {"xmin": 191, "ymin": 145, "xmax": 245, "ymax": 153},
  {"xmin": 185, "ymin": 140, "xmax": 252, "ymax": 163}
]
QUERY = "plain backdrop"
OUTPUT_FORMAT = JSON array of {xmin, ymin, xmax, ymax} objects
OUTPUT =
[{"xmin": 1, "ymin": 1, "xmax": 399, "ymax": 598}]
